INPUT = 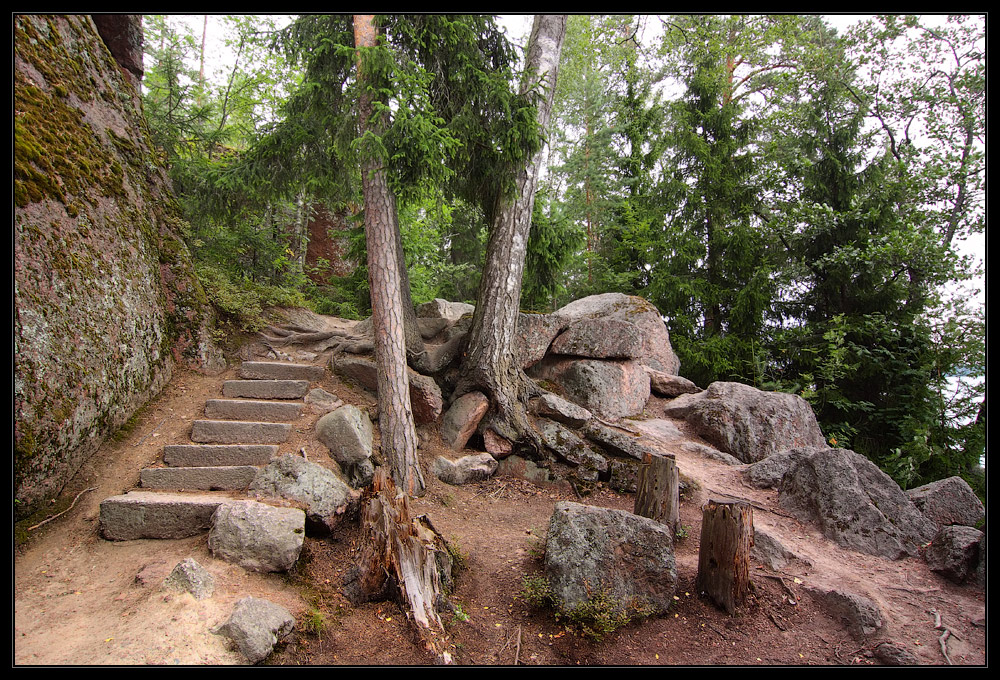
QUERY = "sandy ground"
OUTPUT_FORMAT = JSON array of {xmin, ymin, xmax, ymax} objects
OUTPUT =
[{"xmin": 13, "ymin": 339, "xmax": 987, "ymax": 666}]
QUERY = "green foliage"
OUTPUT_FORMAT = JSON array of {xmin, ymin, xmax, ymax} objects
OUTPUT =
[
  {"xmin": 519, "ymin": 575, "xmax": 554, "ymax": 609},
  {"xmin": 522, "ymin": 192, "xmax": 584, "ymax": 311},
  {"xmin": 195, "ymin": 264, "xmax": 308, "ymax": 334}
]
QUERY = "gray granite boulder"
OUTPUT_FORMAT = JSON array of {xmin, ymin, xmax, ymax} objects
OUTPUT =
[
  {"xmin": 778, "ymin": 447, "xmax": 936, "ymax": 559},
  {"xmin": 213, "ymin": 596, "xmax": 295, "ymax": 664},
  {"xmin": 544, "ymin": 501, "xmax": 677, "ymax": 620},
  {"xmin": 925, "ymin": 524, "xmax": 984, "ymax": 584},
  {"xmin": 431, "ymin": 453, "xmax": 498, "ymax": 485},
  {"xmin": 249, "ymin": 454, "xmax": 358, "ymax": 531},
  {"xmin": 529, "ymin": 357, "xmax": 650, "ymax": 420},
  {"xmin": 316, "ymin": 405, "xmax": 373, "ymax": 468},
  {"xmin": 663, "ymin": 382, "xmax": 827, "ymax": 463},
  {"xmin": 550, "ymin": 317, "xmax": 644, "ymax": 360},
  {"xmin": 208, "ymin": 501, "xmax": 305, "ymax": 572},
  {"xmin": 906, "ymin": 476, "xmax": 984, "ymax": 529}
]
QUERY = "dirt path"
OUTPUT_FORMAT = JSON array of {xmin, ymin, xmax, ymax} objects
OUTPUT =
[{"xmin": 13, "ymin": 356, "xmax": 986, "ymax": 666}]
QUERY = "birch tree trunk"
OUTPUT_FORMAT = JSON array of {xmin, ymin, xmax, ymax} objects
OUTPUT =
[
  {"xmin": 354, "ymin": 14, "xmax": 424, "ymax": 496},
  {"xmin": 457, "ymin": 15, "xmax": 567, "ymax": 448}
]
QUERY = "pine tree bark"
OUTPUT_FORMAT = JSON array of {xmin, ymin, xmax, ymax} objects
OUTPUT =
[
  {"xmin": 354, "ymin": 14, "xmax": 424, "ymax": 496},
  {"xmin": 696, "ymin": 499, "xmax": 754, "ymax": 615},
  {"xmin": 456, "ymin": 15, "xmax": 567, "ymax": 448},
  {"xmin": 349, "ymin": 468, "xmax": 453, "ymax": 663}
]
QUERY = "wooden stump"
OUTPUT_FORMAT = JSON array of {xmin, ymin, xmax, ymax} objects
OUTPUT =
[
  {"xmin": 633, "ymin": 452, "xmax": 679, "ymax": 533},
  {"xmin": 350, "ymin": 467, "xmax": 454, "ymax": 663},
  {"xmin": 696, "ymin": 499, "xmax": 754, "ymax": 615}
]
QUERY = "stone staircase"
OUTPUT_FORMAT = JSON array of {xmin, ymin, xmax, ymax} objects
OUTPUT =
[{"xmin": 99, "ymin": 360, "xmax": 324, "ymax": 541}]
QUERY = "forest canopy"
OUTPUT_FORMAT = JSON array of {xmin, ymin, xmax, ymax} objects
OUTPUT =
[{"xmin": 140, "ymin": 14, "xmax": 984, "ymax": 496}]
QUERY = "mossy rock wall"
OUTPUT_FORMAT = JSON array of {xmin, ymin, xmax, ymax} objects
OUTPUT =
[{"xmin": 14, "ymin": 15, "xmax": 223, "ymax": 519}]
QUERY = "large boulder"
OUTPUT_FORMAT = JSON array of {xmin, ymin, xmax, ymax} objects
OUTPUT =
[
  {"xmin": 550, "ymin": 317, "xmax": 644, "ymax": 360},
  {"xmin": 906, "ymin": 476, "xmax": 984, "ymax": 529},
  {"xmin": 777, "ymin": 447, "xmax": 937, "ymax": 559},
  {"xmin": 249, "ymin": 455, "xmax": 358, "ymax": 532},
  {"xmin": 529, "ymin": 357, "xmax": 650, "ymax": 420},
  {"xmin": 208, "ymin": 501, "xmax": 306, "ymax": 573},
  {"xmin": 663, "ymin": 382, "xmax": 827, "ymax": 463},
  {"xmin": 544, "ymin": 502, "xmax": 677, "ymax": 620},
  {"xmin": 553, "ymin": 293, "xmax": 680, "ymax": 374},
  {"xmin": 925, "ymin": 525, "xmax": 984, "ymax": 584},
  {"xmin": 315, "ymin": 405, "xmax": 374, "ymax": 487}
]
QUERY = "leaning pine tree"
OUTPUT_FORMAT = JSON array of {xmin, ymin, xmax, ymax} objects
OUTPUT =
[{"xmin": 455, "ymin": 15, "xmax": 568, "ymax": 452}]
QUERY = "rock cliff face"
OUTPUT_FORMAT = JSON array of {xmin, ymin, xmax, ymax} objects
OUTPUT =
[{"xmin": 14, "ymin": 15, "xmax": 222, "ymax": 519}]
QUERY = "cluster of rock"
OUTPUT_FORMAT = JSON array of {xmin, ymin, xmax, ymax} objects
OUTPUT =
[{"xmin": 369, "ymin": 294, "xmax": 986, "ymax": 626}]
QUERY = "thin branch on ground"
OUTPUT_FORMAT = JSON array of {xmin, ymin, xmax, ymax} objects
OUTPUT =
[{"xmin": 27, "ymin": 487, "xmax": 96, "ymax": 531}]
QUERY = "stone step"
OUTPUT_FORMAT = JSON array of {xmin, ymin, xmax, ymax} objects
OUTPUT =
[
  {"xmin": 191, "ymin": 420, "xmax": 292, "ymax": 444},
  {"xmin": 204, "ymin": 399, "xmax": 303, "ymax": 422},
  {"xmin": 99, "ymin": 491, "xmax": 233, "ymax": 541},
  {"xmin": 239, "ymin": 361, "xmax": 324, "ymax": 382},
  {"xmin": 222, "ymin": 379, "xmax": 309, "ymax": 400},
  {"xmin": 140, "ymin": 465, "xmax": 259, "ymax": 491},
  {"xmin": 163, "ymin": 444, "xmax": 277, "ymax": 467}
]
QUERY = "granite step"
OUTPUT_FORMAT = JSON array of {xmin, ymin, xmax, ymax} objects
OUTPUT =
[
  {"xmin": 163, "ymin": 444, "xmax": 278, "ymax": 467},
  {"xmin": 222, "ymin": 379, "xmax": 309, "ymax": 400},
  {"xmin": 190, "ymin": 419, "xmax": 292, "ymax": 444},
  {"xmin": 204, "ymin": 398, "xmax": 303, "ymax": 422},
  {"xmin": 99, "ymin": 491, "xmax": 233, "ymax": 540},
  {"xmin": 139, "ymin": 465, "xmax": 259, "ymax": 491},
  {"xmin": 238, "ymin": 361, "xmax": 324, "ymax": 382}
]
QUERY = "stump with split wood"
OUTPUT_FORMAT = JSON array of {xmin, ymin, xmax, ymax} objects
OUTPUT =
[
  {"xmin": 633, "ymin": 452, "xmax": 679, "ymax": 533},
  {"xmin": 697, "ymin": 499, "xmax": 754, "ymax": 615},
  {"xmin": 345, "ymin": 467, "xmax": 454, "ymax": 663}
]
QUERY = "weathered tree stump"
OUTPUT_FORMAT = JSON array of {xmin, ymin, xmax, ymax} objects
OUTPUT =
[
  {"xmin": 348, "ymin": 467, "xmax": 454, "ymax": 663},
  {"xmin": 633, "ymin": 451, "xmax": 679, "ymax": 533},
  {"xmin": 696, "ymin": 499, "xmax": 754, "ymax": 615}
]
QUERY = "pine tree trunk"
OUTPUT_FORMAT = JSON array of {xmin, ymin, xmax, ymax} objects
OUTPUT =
[
  {"xmin": 457, "ymin": 15, "xmax": 567, "ymax": 447},
  {"xmin": 634, "ymin": 452, "xmax": 679, "ymax": 533},
  {"xmin": 354, "ymin": 14, "xmax": 424, "ymax": 496},
  {"xmin": 696, "ymin": 499, "xmax": 754, "ymax": 615}
]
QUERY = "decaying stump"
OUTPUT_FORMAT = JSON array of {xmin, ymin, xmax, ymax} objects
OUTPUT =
[
  {"xmin": 697, "ymin": 499, "xmax": 754, "ymax": 615},
  {"xmin": 347, "ymin": 467, "xmax": 454, "ymax": 663},
  {"xmin": 633, "ymin": 451, "xmax": 679, "ymax": 533}
]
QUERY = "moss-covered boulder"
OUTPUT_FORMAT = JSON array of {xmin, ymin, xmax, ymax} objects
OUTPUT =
[{"xmin": 14, "ymin": 15, "xmax": 222, "ymax": 519}]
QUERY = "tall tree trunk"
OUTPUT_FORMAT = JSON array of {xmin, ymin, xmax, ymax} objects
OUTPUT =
[
  {"xmin": 353, "ymin": 14, "xmax": 424, "ymax": 496},
  {"xmin": 456, "ymin": 15, "xmax": 567, "ymax": 448}
]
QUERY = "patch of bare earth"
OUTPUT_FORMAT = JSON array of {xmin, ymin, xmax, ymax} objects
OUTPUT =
[{"xmin": 14, "ymin": 354, "xmax": 986, "ymax": 666}]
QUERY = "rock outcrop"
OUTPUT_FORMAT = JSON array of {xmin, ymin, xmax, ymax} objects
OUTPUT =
[
  {"xmin": 773, "ymin": 447, "xmax": 937, "ymax": 559},
  {"xmin": 663, "ymin": 382, "xmax": 827, "ymax": 463},
  {"xmin": 14, "ymin": 15, "xmax": 221, "ymax": 518}
]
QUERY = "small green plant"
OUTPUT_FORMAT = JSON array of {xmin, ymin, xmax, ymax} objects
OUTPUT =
[
  {"xmin": 303, "ymin": 607, "xmax": 329, "ymax": 639},
  {"xmin": 526, "ymin": 528, "xmax": 546, "ymax": 561},
  {"xmin": 675, "ymin": 524, "xmax": 691, "ymax": 541},
  {"xmin": 451, "ymin": 602, "xmax": 470, "ymax": 623},
  {"xmin": 519, "ymin": 574, "xmax": 554, "ymax": 609},
  {"xmin": 446, "ymin": 538, "xmax": 469, "ymax": 574},
  {"xmin": 564, "ymin": 588, "xmax": 631, "ymax": 642}
]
